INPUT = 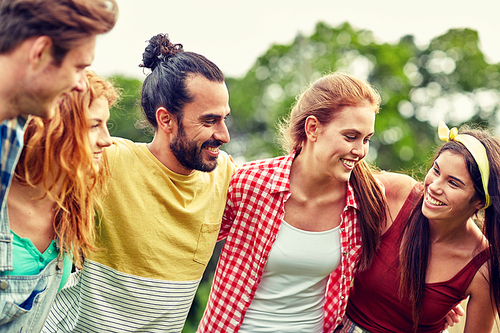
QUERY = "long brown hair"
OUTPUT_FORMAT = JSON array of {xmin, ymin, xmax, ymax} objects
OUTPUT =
[
  {"xmin": 399, "ymin": 127, "xmax": 500, "ymax": 330},
  {"xmin": 15, "ymin": 70, "xmax": 119, "ymax": 268},
  {"xmin": 278, "ymin": 72, "xmax": 387, "ymax": 270}
]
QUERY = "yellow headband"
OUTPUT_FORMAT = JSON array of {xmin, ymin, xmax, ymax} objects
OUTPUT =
[{"xmin": 438, "ymin": 121, "xmax": 490, "ymax": 209}]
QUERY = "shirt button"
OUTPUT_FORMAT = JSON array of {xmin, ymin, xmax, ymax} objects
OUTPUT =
[
  {"xmin": 340, "ymin": 295, "xmax": 345, "ymax": 300},
  {"xmin": 337, "ymin": 317, "xmax": 342, "ymax": 322},
  {"xmin": 0, "ymin": 281, "xmax": 8, "ymax": 290},
  {"xmin": 343, "ymin": 251, "xmax": 348, "ymax": 256},
  {"xmin": 341, "ymin": 275, "xmax": 346, "ymax": 279},
  {"xmin": 340, "ymin": 228, "xmax": 345, "ymax": 232},
  {"xmin": 39, "ymin": 257, "xmax": 44, "ymax": 262}
]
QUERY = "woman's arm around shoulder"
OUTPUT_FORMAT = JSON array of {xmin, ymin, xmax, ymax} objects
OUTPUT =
[
  {"xmin": 374, "ymin": 171, "xmax": 417, "ymax": 234},
  {"xmin": 464, "ymin": 262, "xmax": 496, "ymax": 333}
]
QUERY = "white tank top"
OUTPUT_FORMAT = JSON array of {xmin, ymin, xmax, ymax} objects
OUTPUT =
[{"xmin": 239, "ymin": 220, "xmax": 341, "ymax": 333}]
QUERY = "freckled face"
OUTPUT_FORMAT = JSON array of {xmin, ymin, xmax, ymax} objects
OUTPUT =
[{"xmin": 170, "ymin": 76, "xmax": 230, "ymax": 173}]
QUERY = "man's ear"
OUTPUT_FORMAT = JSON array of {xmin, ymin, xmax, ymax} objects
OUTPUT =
[
  {"xmin": 156, "ymin": 107, "xmax": 176, "ymax": 134},
  {"xmin": 305, "ymin": 116, "xmax": 320, "ymax": 142},
  {"xmin": 28, "ymin": 36, "xmax": 53, "ymax": 69}
]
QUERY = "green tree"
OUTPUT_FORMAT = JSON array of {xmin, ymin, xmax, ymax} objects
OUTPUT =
[
  {"xmin": 104, "ymin": 24, "xmax": 500, "ymax": 332},
  {"xmin": 224, "ymin": 23, "xmax": 500, "ymax": 179},
  {"xmin": 107, "ymin": 75, "xmax": 152, "ymax": 143}
]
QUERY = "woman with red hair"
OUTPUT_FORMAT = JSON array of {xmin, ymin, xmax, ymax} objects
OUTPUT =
[{"xmin": 0, "ymin": 70, "xmax": 118, "ymax": 332}]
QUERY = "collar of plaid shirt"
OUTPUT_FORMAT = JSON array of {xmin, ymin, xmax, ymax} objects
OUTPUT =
[
  {"xmin": 198, "ymin": 152, "xmax": 363, "ymax": 333},
  {"xmin": 1, "ymin": 115, "xmax": 29, "ymax": 273}
]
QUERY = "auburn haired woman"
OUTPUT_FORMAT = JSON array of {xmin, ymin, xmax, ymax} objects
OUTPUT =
[
  {"xmin": 0, "ymin": 70, "xmax": 117, "ymax": 332},
  {"xmin": 198, "ymin": 72, "xmax": 387, "ymax": 333}
]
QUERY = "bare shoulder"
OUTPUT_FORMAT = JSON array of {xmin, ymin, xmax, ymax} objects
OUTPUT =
[
  {"xmin": 374, "ymin": 171, "xmax": 417, "ymax": 202},
  {"xmin": 463, "ymin": 260, "xmax": 495, "ymax": 332},
  {"xmin": 374, "ymin": 172, "xmax": 417, "ymax": 233}
]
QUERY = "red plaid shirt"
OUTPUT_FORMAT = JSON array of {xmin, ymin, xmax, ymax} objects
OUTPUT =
[{"xmin": 198, "ymin": 153, "xmax": 362, "ymax": 333}]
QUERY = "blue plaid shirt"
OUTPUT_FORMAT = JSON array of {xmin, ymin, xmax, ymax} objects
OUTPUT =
[{"xmin": 0, "ymin": 115, "xmax": 28, "ymax": 272}]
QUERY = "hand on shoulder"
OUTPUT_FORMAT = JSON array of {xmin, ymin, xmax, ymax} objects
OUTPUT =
[
  {"xmin": 375, "ymin": 171, "xmax": 417, "ymax": 233},
  {"xmin": 375, "ymin": 171, "xmax": 416, "ymax": 202}
]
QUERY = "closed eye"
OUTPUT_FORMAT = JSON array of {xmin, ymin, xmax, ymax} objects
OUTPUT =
[{"xmin": 89, "ymin": 120, "xmax": 101, "ymax": 130}]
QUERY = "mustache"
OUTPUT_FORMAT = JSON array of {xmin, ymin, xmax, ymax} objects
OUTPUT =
[{"xmin": 201, "ymin": 139, "xmax": 224, "ymax": 149}]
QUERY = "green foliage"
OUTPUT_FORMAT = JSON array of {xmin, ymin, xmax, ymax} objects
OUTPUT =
[
  {"xmin": 224, "ymin": 22, "xmax": 500, "ymax": 179},
  {"xmin": 106, "ymin": 24, "xmax": 500, "ymax": 175},
  {"xmin": 102, "ymin": 23, "xmax": 500, "ymax": 333},
  {"xmin": 107, "ymin": 75, "xmax": 153, "ymax": 143}
]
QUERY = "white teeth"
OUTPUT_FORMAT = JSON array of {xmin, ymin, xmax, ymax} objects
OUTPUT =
[
  {"xmin": 427, "ymin": 196, "xmax": 444, "ymax": 206},
  {"xmin": 206, "ymin": 147, "xmax": 218, "ymax": 152},
  {"xmin": 341, "ymin": 158, "xmax": 355, "ymax": 167}
]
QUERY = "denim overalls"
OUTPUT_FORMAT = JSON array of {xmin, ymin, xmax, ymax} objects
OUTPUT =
[{"xmin": 0, "ymin": 204, "xmax": 64, "ymax": 332}]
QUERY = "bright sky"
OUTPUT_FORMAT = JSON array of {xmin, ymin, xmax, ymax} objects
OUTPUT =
[{"xmin": 89, "ymin": 0, "xmax": 500, "ymax": 80}]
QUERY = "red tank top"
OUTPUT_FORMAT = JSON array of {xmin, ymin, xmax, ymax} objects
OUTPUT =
[{"xmin": 346, "ymin": 186, "xmax": 491, "ymax": 333}]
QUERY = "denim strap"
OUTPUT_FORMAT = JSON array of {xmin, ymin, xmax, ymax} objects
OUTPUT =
[{"xmin": 0, "ymin": 203, "xmax": 13, "ymax": 273}]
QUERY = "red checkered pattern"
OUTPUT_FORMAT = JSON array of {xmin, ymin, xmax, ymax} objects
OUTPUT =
[{"xmin": 198, "ymin": 153, "xmax": 362, "ymax": 333}]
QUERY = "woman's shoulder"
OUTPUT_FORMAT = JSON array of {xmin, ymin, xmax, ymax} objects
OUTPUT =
[
  {"xmin": 230, "ymin": 155, "xmax": 291, "ymax": 192},
  {"xmin": 234, "ymin": 155, "xmax": 290, "ymax": 176},
  {"xmin": 374, "ymin": 171, "xmax": 417, "ymax": 203},
  {"xmin": 375, "ymin": 172, "xmax": 418, "ymax": 233}
]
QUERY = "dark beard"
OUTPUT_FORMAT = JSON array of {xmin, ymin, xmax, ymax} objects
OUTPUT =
[{"xmin": 170, "ymin": 125, "xmax": 220, "ymax": 172}]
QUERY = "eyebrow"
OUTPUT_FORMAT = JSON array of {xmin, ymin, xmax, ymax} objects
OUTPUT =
[
  {"xmin": 434, "ymin": 161, "xmax": 466, "ymax": 186},
  {"xmin": 345, "ymin": 129, "xmax": 375, "ymax": 137},
  {"xmin": 199, "ymin": 113, "xmax": 229, "ymax": 120}
]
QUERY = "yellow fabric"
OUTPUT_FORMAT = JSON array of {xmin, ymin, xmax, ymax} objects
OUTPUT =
[
  {"xmin": 89, "ymin": 138, "xmax": 236, "ymax": 281},
  {"xmin": 438, "ymin": 121, "xmax": 491, "ymax": 208}
]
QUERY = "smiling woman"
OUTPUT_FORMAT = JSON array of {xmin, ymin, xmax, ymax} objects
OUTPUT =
[
  {"xmin": 198, "ymin": 72, "xmax": 388, "ymax": 333},
  {"xmin": 340, "ymin": 123, "xmax": 500, "ymax": 333},
  {"xmin": 0, "ymin": 70, "xmax": 119, "ymax": 332}
]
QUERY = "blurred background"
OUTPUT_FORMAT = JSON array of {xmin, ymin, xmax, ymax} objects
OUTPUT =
[{"xmin": 93, "ymin": 1, "xmax": 500, "ymax": 332}]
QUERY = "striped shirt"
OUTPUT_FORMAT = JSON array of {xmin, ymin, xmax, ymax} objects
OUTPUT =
[
  {"xmin": 43, "ymin": 138, "xmax": 236, "ymax": 332},
  {"xmin": 43, "ymin": 260, "xmax": 200, "ymax": 333},
  {"xmin": 198, "ymin": 153, "xmax": 363, "ymax": 333}
]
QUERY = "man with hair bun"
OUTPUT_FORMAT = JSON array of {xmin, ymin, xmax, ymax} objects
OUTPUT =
[{"xmin": 44, "ymin": 33, "xmax": 235, "ymax": 333}]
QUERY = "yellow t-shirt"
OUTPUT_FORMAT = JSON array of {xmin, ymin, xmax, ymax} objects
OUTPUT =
[{"xmin": 90, "ymin": 137, "xmax": 236, "ymax": 281}]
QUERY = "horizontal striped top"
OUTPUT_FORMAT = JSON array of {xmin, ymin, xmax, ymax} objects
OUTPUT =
[
  {"xmin": 43, "ymin": 138, "xmax": 235, "ymax": 332},
  {"xmin": 43, "ymin": 260, "xmax": 200, "ymax": 332}
]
